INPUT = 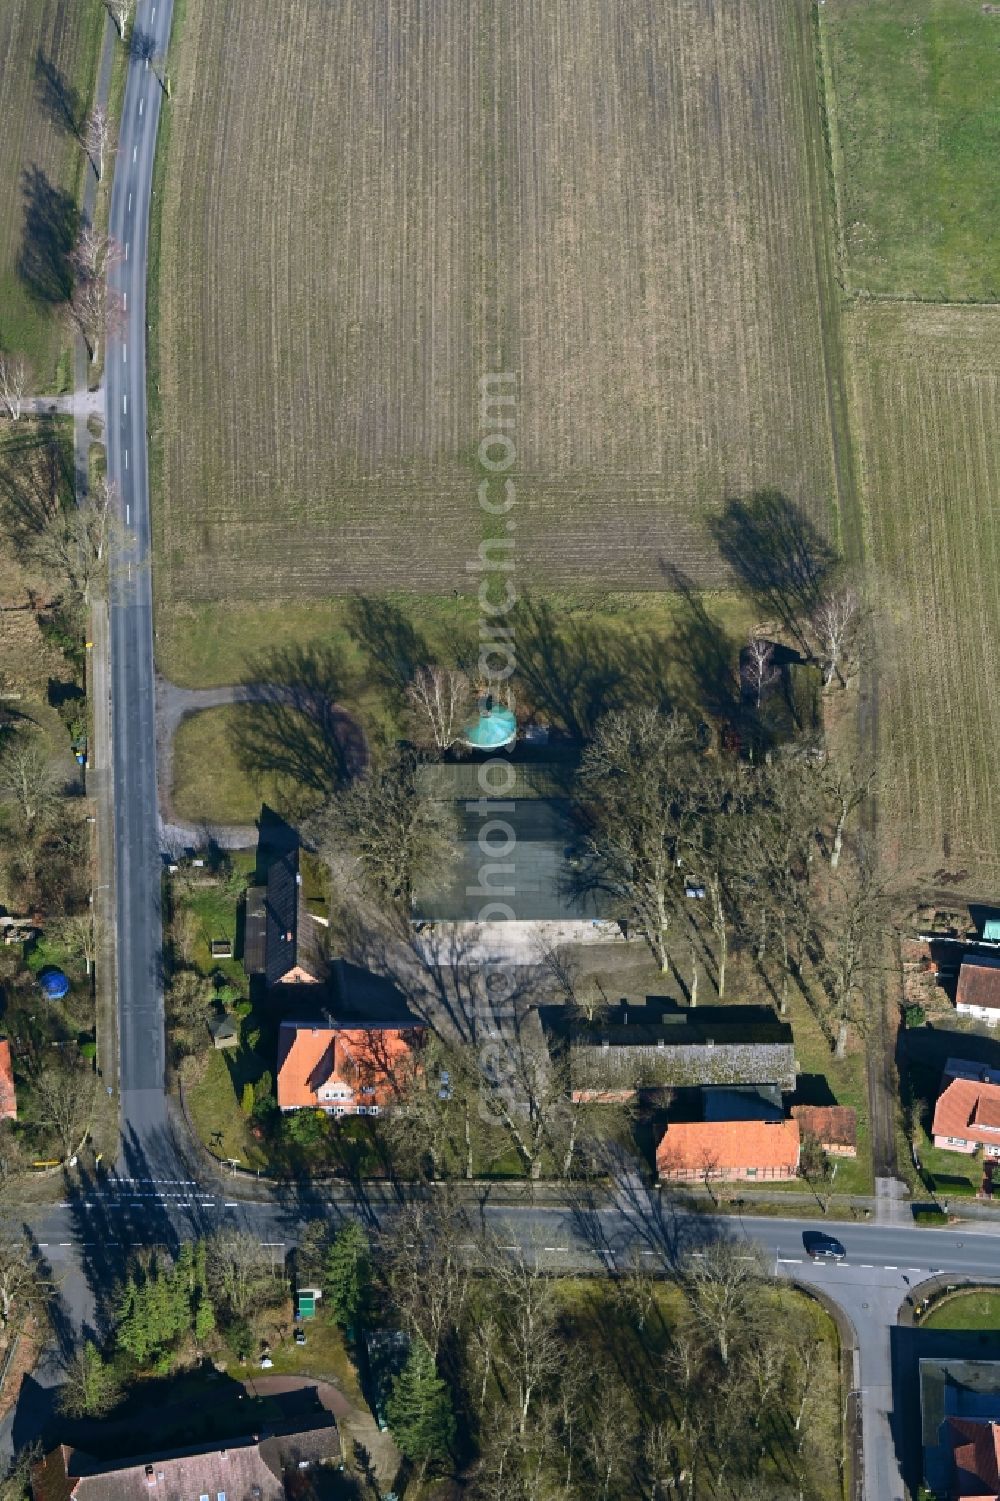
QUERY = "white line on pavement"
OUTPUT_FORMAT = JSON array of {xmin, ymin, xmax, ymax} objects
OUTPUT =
[
  {"xmin": 126, "ymin": 504, "xmax": 130, "ymax": 523},
  {"xmin": 860, "ymin": 1264, "xmax": 874, "ymax": 1269},
  {"xmin": 124, "ymin": 450, "xmax": 128, "ymax": 469},
  {"xmin": 139, "ymin": 98, "xmax": 144, "ymax": 116},
  {"xmin": 123, "ymin": 394, "xmax": 127, "ymax": 415},
  {"xmin": 123, "ymin": 291, "xmax": 127, "ymax": 310},
  {"xmin": 908, "ymin": 1268, "xmax": 923, "ymax": 1273},
  {"xmin": 123, "ymin": 345, "xmax": 127, "ymax": 362},
  {"xmin": 125, "ymin": 242, "xmax": 129, "ymax": 261},
  {"xmin": 885, "ymin": 1265, "xmax": 897, "ymax": 1271},
  {"xmin": 224, "ymin": 1202, "xmax": 238, "ymax": 1208},
  {"xmin": 777, "ymin": 1258, "xmax": 803, "ymax": 1264},
  {"xmin": 132, "ymin": 146, "xmax": 137, "ymax": 162}
]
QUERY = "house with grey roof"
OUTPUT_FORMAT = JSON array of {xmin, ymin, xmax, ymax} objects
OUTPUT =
[{"xmin": 243, "ymin": 847, "xmax": 326, "ymax": 991}]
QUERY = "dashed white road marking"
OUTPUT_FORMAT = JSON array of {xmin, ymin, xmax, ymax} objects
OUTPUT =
[
  {"xmin": 124, "ymin": 449, "xmax": 128, "ymax": 469},
  {"xmin": 860, "ymin": 1264, "xmax": 874, "ymax": 1269},
  {"xmin": 884, "ymin": 1265, "xmax": 897, "ymax": 1271},
  {"xmin": 133, "ymin": 146, "xmax": 137, "ymax": 162},
  {"xmin": 123, "ymin": 345, "xmax": 127, "ymax": 363},
  {"xmin": 777, "ymin": 1257, "xmax": 803, "ymax": 1264},
  {"xmin": 139, "ymin": 98, "xmax": 144, "ymax": 116},
  {"xmin": 123, "ymin": 394, "xmax": 127, "ymax": 415}
]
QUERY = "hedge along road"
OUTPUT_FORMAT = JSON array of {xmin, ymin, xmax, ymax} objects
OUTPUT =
[{"xmin": 104, "ymin": 0, "xmax": 178, "ymax": 1180}]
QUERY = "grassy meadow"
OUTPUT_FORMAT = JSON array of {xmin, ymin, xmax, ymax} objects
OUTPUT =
[
  {"xmin": 0, "ymin": 0, "xmax": 104, "ymax": 385},
  {"xmin": 822, "ymin": 0, "xmax": 1000, "ymax": 300},
  {"xmin": 153, "ymin": 0, "xmax": 840, "ymax": 622}
]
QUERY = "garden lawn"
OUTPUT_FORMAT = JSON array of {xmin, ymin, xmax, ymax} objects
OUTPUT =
[
  {"xmin": 923, "ymin": 1290, "xmax": 1000, "ymax": 1331},
  {"xmin": 183, "ymin": 1048, "xmax": 267, "ymax": 1171}
]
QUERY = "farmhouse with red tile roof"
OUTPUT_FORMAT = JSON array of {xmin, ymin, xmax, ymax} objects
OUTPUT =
[
  {"xmin": 277, "ymin": 1020, "xmax": 422, "ymax": 1116},
  {"xmin": 932, "ymin": 1075, "xmax": 1000, "ymax": 1156},
  {"xmin": 956, "ymin": 956, "xmax": 1000, "ymax": 1026},
  {"xmin": 656, "ymin": 1118, "xmax": 800, "ymax": 1182}
]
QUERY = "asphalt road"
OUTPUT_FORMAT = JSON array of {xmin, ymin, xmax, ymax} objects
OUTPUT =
[
  {"xmin": 104, "ymin": 0, "xmax": 176, "ymax": 1175},
  {"xmin": 6, "ymin": 1184, "xmax": 1000, "ymax": 1498}
]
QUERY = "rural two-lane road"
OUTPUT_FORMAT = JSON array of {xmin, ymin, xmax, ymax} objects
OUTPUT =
[{"xmin": 105, "ymin": 0, "xmax": 175, "ymax": 1175}]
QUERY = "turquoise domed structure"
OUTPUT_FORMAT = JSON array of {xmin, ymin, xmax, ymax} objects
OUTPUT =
[{"xmin": 460, "ymin": 698, "xmax": 517, "ymax": 750}]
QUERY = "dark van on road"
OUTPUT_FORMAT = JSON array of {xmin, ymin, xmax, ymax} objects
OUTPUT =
[{"xmin": 803, "ymin": 1232, "xmax": 846, "ymax": 1262}]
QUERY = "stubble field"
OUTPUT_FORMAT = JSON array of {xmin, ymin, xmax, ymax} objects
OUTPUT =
[
  {"xmin": 155, "ymin": 0, "xmax": 841, "ymax": 628},
  {"xmin": 0, "ymin": 0, "xmax": 104, "ymax": 382},
  {"xmin": 845, "ymin": 302, "xmax": 1000, "ymax": 884}
]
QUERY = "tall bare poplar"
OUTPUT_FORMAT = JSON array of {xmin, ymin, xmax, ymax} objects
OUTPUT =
[
  {"xmin": 83, "ymin": 105, "xmax": 116, "ymax": 182},
  {"xmin": 0, "ymin": 352, "xmax": 31, "ymax": 421}
]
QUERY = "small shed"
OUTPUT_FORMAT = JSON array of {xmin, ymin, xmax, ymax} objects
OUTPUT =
[
  {"xmin": 296, "ymin": 1287, "xmax": 323, "ymax": 1320},
  {"xmin": 983, "ymin": 918, "xmax": 1000, "ymax": 942},
  {"xmin": 207, "ymin": 1014, "xmax": 239, "ymax": 1050},
  {"xmin": 210, "ymin": 938, "xmax": 234, "ymax": 959}
]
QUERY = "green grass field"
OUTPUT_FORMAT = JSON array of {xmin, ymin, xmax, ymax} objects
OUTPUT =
[
  {"xmin": 0, "ymin": 0, "xmax": 104, "ymax": 384},
  {"xmin": 822, "ymin": 0, "xmax": 1000, "ymax": 300}
]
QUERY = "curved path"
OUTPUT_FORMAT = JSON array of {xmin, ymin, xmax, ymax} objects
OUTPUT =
[
  {"xmin": 155, "ymin": 678, "xmax": 292, "ymax": 847},
  {"xmin": 104, "ymin": 0, "xmax": 177, "ymax": 1177}
]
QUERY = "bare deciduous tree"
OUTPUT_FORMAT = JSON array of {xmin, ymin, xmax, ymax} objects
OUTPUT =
[
  {"xmin": 0, "ymin": 734, "xmax": 60, "ymax": 841},
  {"xmin": 0, "ymin": 1125, "xmax": 23, "ymax": 1193},
  {"xmin": 811, "ymin": 586, "xmax": 860, "ymax": 689},
  {"xmin": 684, "ymin": 1239, "xmax": 766, "ymax": 1368},
  {"xmin": 744, "ymin": 634, "xmax": 778, "ymax": 710},
  {"xmin": 67, "ymin": 232, "xmax": 125, "ymax": 366},
  {"xmin": 479, "ymin": 1239, "xmax": 565, "ymax": 1438},
  {"xmin": 380, "ymin": 1195, "xmax": 472, "ymax": 1357},
  {"xmin": 83, "ymin": 105, "xmax": 116, "ymax": 182},
  {"xmin": 314, "ymin": 750, "xmax": 457, "ymax": 917},
  {"xmin": 104, "ymin": 0, "xmax": 134, "ymax": 40},
  {"xmin": 578, "ymin": 708, "xmax": 696, "ymax": 972},
  {"xmin": 31, "ymin": 1062, "xmax": 91, "ymax": 1159},
  {"xmin": 206, "ymin": 1229, "xmax": 284, "ymax": 1319},
  {"xmin": 0, "ymin": 352, "xmax": 31, "ymax": 421},
  {"xmin": 55, "ymin": 911, "xmax": 98, "ymax": 976},
  {"xmin": 0, "ymin": 1236, "xmax": 50, "ymax": 1331},
  {"xmin": 406, "ymin": 666, "xmax": 471, "ymax": 750},
  {"xmin": 824, "ymin": 756, "xmax": 876, "ymax": 871},
  {"xmin": 32, "ymin": 476, "xmax": 127, "ymax": 610}
]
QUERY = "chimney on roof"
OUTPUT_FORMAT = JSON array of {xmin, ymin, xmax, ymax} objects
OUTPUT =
[
  {"xmin": 601, "ymin": 1037, "xmax": 609, "ymax": 1051},
  {"xmin": 623, "ymin": 1007, "xmax": 627, "ymax": 1025},
  {"xmin": 144, "ymin": 1465, "xmax": 155, "ymax": 1487},
  {"xmin": 286, "ymin": 930, "xmax": 293, "ymax": 942}
]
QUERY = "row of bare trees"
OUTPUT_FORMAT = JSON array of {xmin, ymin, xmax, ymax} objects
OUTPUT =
[{"xmin": 370, "ymin": 1204, "xmax": 839, "ymax": 1500}]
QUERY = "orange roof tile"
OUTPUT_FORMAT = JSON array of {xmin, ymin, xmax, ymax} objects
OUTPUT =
[
  {"xmin": 932, "ymin": 1077, "xmax": 1000, "ymax": 1147},
  {"xmin": 277, "ymin": 1022, "xmax": 421, "ymax": 1111},
  {"xmin": 791, "ymin": 1105, "xmax": 857, "ymax": 1150},
  {"xmin": 656, "ymin": 1119, "xmax": 799, "ymax": 1176},
  {"xmin": 0, "ymin": 1040, "xmax": 15, "ymax": 1122},
  {"xmin": 950, "ymin": 1418, "xmax": 1000, "ymax": 1498}
]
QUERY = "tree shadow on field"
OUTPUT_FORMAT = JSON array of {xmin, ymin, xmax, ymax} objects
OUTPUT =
[
  {"xmin": 0, "ymin": 419, "xmax": 74, "ymax": 555},
  {"xmin": 17, "ymin": 165, "xmax": 78, "ymax": 307},
  {"xmin": 511, "ymin": 594, "xmax": 673, "ymax": 740},
  {"xmin": 34, "ymin": 51, "xmax": 86, "ymax": 144},
  {"xmin": 709, "ymin": 489, "xmax": 836, "ymax": 653},
  {"xmin": 659, "ymin": 564, "xmax": 742, "ymax": 725},
  {"xmin": 233, "ymin": 643, "xmax": 367, "ymax": 809},
  {"xmin": 344, "ymin": 596, "xmax": 431, "ymax": 708}
]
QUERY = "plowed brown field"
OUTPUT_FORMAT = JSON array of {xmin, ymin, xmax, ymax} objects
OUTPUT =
[
  {"xmin": 155, "ymin": 0, "xmax": 841, "ymax": 607},
  {"xmin": 846, "ymin": 302, "xmax": 1000, "ymax": 884}
]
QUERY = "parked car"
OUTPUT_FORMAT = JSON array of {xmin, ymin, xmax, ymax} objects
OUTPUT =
[{"xmin": 803, "ymin": 1232, "xmax": 846, "ymax": 1262}]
